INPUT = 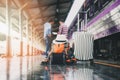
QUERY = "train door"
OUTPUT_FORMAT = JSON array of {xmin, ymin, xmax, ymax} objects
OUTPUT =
[{"xmin": 94, "ymin": 32, "xmax": 120, "ymax": 61}]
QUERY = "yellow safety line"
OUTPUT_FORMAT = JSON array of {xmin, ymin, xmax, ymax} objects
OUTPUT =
[{"xmin": 95, "ymin": 61, "xmax": 120, "ymax": 68}]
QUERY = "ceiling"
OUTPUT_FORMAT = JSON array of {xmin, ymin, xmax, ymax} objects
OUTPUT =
[{"xmin": 19, "ymin": 0, "xmax": 73, "ymax": 30}]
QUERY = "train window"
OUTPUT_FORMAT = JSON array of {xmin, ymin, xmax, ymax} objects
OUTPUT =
[
  {"xmin": 89, "ymin": 5, "xmax": 94, "ymax": 18},
  {"xmin": 94, "ymin": 0, "xmax": 99, "ymax": 15},
  {"xmin": 86, "ymin": 0, "xmax": 90, "ymax": 8},
  {"xmin": 87, "ymin": 12, "xmax": 90, "ymax": 21},
  {"xmin": 83, "ymin": 0, "xmax": 90, "ymax": 11},
  {"xmin": 117, "ymin": 41, "xmax": 120, "ymax": 47},
  {"xmin": 73, "ymin": 24, "xmax": 77, "ymax": 31},
  {"xmin": 80, "ymin": 13, "xmax": 84, "ymax": 20},
  {"xmin": 0, "ymin": 33, "xmax": 6, "ymax": 41},
  {"xmin": 101, "ymin": 0, "xmax": 112, "ymax": 8}
]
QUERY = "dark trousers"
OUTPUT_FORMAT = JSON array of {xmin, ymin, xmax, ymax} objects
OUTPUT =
[{"xmin": 45, "ymin": 36, "xmax": 52, "ymax": 57}]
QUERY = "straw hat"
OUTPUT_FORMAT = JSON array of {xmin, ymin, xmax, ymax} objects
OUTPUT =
[{"xmin": 53, "ymin": 34, "xmax": 68, "ymax": 44}]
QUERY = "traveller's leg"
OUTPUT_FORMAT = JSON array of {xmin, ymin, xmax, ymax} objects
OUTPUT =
[{"xmin": 45, "ymin": 39, "xmax": 49, "ymax": 57}]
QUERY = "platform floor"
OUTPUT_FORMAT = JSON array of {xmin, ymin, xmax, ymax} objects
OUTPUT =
[{"xmin": 0, "ymin": 55, "xmax": 120, "ymax": 80}]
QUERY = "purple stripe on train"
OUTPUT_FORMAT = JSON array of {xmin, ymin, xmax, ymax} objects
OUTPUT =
[
  {"xmin": 94, "ymin": 25, "xmax": 120, "ymax": 39},
  {"xmin": 86, "ymin": 0, "xmax": 120, "ymax": 28}
]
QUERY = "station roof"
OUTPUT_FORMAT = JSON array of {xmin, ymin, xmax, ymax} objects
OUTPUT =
[{"xmin": 0, "ymin": 0, "xmax": 73, "ymax": 47}]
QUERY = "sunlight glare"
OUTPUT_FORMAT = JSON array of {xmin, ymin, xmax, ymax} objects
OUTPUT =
[{"xmin": 0, "ymin": 22, "xmax": 8, "ymax": 35}]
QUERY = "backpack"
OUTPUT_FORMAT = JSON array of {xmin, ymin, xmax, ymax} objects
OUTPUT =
[{"xmin": 52, "ymin": 43, "xmax": 65, "ymax": 53}]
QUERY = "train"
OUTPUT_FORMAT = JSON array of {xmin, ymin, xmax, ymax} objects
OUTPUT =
[{"xmin": 68, "ymin": 0, "xmax": 120, "ymax": 61}]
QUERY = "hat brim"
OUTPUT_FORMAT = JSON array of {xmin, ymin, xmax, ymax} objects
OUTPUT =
[{"xmin": 53, "ymin": 40, "xmax": 66, "ymax": 44}]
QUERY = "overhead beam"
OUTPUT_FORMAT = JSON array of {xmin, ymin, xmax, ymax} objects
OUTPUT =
[
  {"xmin": 29, "ymin": 14, "xmax": 55, "ymax": 21},
  {"xmin": 0, "ymin": 5, "xmax": 6, "ymax": 8},
  {"xmin": 25, "ymin": 0, "xmax": 71, "ymax": 9},
  {"xmin": 11, "ymin": 0, "xmax": 19, "ymax": 9},
  {"xmin": 33, "ymin": 22, "xmax": 43, "ymax": 27},
  {"xmin": 0, "ymin": 0, "xmax": 19, "ymax": 9},
  {"xmin": 0, "ymin": 0, "xmax": 5, "ymax": 7}
]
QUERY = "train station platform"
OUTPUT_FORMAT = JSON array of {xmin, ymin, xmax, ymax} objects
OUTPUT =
[
  {"xmin": 0, "ymin": 55, "xmax": 120, "ymax": 80},
  {"xmin": 0, "ymin": 0, "xmax": 120, "ymax": 80}
]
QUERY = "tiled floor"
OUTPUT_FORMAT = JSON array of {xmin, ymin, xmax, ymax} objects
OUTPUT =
[{"xmin": 0, "ymin": 55, "xmax": 120, "ymax": 80}]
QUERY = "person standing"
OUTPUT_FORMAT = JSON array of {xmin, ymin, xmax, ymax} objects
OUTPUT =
[
  {"xmin": 44, "ymin": 18, "xmax": 54, "ymax": 58},
  {"xmin": 58, "ymin": 19, "xmax": 68, "ymax": 38}
]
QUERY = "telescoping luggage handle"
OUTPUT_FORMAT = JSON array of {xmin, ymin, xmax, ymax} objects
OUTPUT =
[
  {"xmin": 77, "ymin": 13, "xmax": 80, "ymax": 32},
  {"xmin": 77, "ymin": 11, "xmax": 87, "ymax": 32},
  {"xmin": 77, "ymin": 13, "xmax": 83, "ymax": 31}
]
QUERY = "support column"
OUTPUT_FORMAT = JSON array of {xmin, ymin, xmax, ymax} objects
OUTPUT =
[
  {"xmin": 34, "ymin": 32, "xmax": 36, "ymax": 55},
  {"xmin": 18, "ymin": 0, "xmax": 31, "ymax": 56},
  {"xmin": 31, "ymin": 24, "xmax": 33, "ymax": 56},
  {"xmin": 19, "ymin": 10, "xmax": 23, "ymax": 56},
  {"xmin": 26, "ymin": 19, "xmax": 29, "ymax": 56},
  {"xmin": 6, "ymin": 0, "xmax": 12, "ymax": 57}
]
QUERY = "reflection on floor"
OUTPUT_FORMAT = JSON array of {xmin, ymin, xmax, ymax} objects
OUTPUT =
[{"xmin": 0, "ymin": 55, "xmax": 120, "ymax": 80}]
